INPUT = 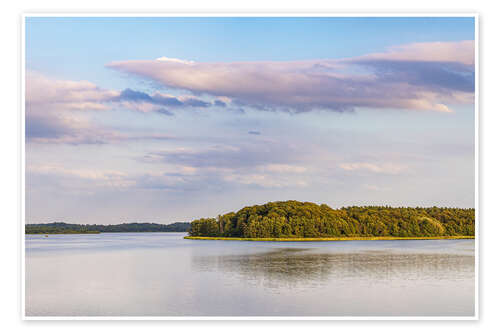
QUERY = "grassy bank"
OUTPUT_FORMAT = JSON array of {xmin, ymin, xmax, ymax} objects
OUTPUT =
[{"xmin": 184, "ymin": 235, "xmax": 474, "ymax": 242}]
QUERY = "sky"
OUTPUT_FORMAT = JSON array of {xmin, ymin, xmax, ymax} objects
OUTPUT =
[{"xmin": 25, "ymin": 17, "xmax": 475, "ymax": 224}]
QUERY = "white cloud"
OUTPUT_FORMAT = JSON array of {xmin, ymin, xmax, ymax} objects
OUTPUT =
[
  {"xmin": 223, "ymin": 173, "xmax": 308, "ymax": 188},
  {"xmin": 155, "ymin": 56, "xmax": 195, "ymax": 65},
  {"xmin": 339, "ymin": 162, "xmax": 407, "ymax": 175},
  {"xmin": 27, "ymin": 164, "xmax": 135, "ymax": 189}
]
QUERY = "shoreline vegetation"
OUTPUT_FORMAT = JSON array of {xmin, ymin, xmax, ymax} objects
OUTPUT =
[
  {"xmin": 185, "ymin": 235, "xmax": 474, "ymax": 241},
  {"xmin": 188, "ymin": 200, "xmax": 475, "ymax": 240},
  {"xmin": 25, "ymin": 222, "xmax": 190, "ymax": 234}
]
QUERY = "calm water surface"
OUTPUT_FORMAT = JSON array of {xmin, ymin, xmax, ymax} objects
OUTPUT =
[{"xmin": 25, "ymin": 233, "xmax": 475, "ymax": 316}]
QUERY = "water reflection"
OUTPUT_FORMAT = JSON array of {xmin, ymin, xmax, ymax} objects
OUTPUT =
[
  {"xmin": 25, "ymin": 234, "xmax": 475, "ymax": 316},
  {"xmin": 193, "ymin": 248, "xmax": 474, "ymax": 289}
]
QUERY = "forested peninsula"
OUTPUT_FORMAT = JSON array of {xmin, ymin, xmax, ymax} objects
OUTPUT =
[
  {"xmin": 186, "ymin": 201, "xmax": 475, "ymax": 241},
  {"xmin": 25, "ymin": 222, "xmax": 191, "ymax": 234}
]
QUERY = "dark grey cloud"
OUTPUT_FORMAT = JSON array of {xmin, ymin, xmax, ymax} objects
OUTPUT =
[
  {"xmin": 26, "ymin": 115, "xmax": 70, "ymax": 139},
  {"xmin": 114, "ymin": 88, "xmax": 154, "ymax": 103},
  {"xmin": 156, "ymin": 108, "xmax": 174, "ymax": 116},
  {"xmin": 214, "ymin": 100, "xmax": 227, "ymax": 107},
  {"xmin": 353, "ymin": 60, "xmax": 474, "ymax": 93},
  {"xmin": 248, "ymin": 131, "xmax": 261, "ymax": 135},
  {"xmin": 150, "ymin": 94, "xmax": 183, "ymax": 107},
  {"xmin": 113, "ymin": 88, "xmax": 217, "ymax": 109},
  {"xmin": 183, "ymin": 98, "xmax": 211, "ymax": 108}
]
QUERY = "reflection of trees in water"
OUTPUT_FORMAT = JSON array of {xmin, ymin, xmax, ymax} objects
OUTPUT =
[{"xmin": 192, "ymin": 248, "xmax": 474, "ymax": 289}]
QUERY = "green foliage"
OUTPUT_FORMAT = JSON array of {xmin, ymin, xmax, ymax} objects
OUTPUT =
[
  {"xmin": 25, "ymin": 222, "xmax": 191, "ymax": 234},
  {"xmin": 188, "ymin": 201, "xmax": 475, "ymax": 238}
]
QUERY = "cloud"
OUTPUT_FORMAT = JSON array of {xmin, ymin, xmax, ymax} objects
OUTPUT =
[
  {"xmin": 27, "ymin": 125, "xmax": 175, "ymax": 145},
  {"xmin": 137, "ymin": 144, "xmax": 313, "ymax": 189},
  {"xmin": 27, "ymin": 163, "xmax": 202, "ymax": 193},
  {"xmin": 155, "ymin": 56, "xmax": 195, "ymax": 65},
  {"xmin": 214, "ymin": 100, "xmax": 227, "ymax": 107},
  {"xmin": 222, "ymin": 173, "xmax": 308, "ymax": 188},
  {"xmin": 106, "ymin": 88, "xmax": 231, "ymax": 117},
  {"xmin": 27, "ymin": 164, "xmax": 136, "ymax": 191},
  {"xmin": 156, "ymin": 108, "xmax": 174, "ymax": 116},
  {"xmin": 339, "ymin": 162, "xmax": 407, "ymax": 175},
  {"xmin": 260, "ymin": 164, "xmax": 307, "ymax": 173},
  {"xmin": 26, "ymin": 71, "xmax": 119, "ymax": 110},
  {"xmin": 28, "ymin": 164, "xmax": 126, "ymax": 181},
  {"xmin": 364, "ymin": 184, "xmax": 391, "ymax": 192},
  {"xmin": 140, "ymin": 143, "xmax": 304, "ymax": 169},
  {"xmin": 248, "ymin": 130, "xmax": 260, "ymax": 135},
  {"xmin": 112, "ymin": 88, "xmax": 216, "ymax": 109},
  {"xmin": 352, "ymin": 60, "xmax": 474, "ymax": 94},
  {"xmin": 107, "ymin": 40, "xmax": 474, "ymax": 113},
  {"xmin": 26, "ymin": 71, "xmax": 113, "ymax": 144},
  {"xmin": 113, "ymin": 88, "xmax": 154, "ymax": 103},
  {"xmin": 26, "ymin": 114, "xmax": 72, "ymax": 139},
  {"xmin": 354, "ymin": 40, "xmax": 474, "ymax": 65},
  {"xmin": 25, "ymin": 72, "xmax": 183, "ymax": 144},
  {"xmin": 27, "ymin": 156, "xmax": 310, "ymax": 193},
  {"xmin": 148, "ymin": 93, "xmax": 184, "ymax": 106}
]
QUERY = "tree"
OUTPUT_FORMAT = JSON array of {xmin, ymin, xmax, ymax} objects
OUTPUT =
[{"xmin": 188, "ymin": 200, "xmax": 474, "ymax": 238}]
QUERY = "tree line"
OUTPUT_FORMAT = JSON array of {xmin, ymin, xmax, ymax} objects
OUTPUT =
[
  {"xmin": 189, "ymin": 200, "xmax": 475, "ymax": 238},
  {"xmin": 26, "ymin": 222, "xmax": 191, "ymax": 234}
]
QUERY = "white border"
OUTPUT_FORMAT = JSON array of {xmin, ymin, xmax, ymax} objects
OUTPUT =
[
  {"xmin": 20, "ymin": 12, "xmax": 26, "ymax": 323},
  {"xmin": 21, "ymin": 12, "xmax": 479, "ymax": 321},
  {"xmin": 474, "ymin": 13, "xmax": 479, "ymax": 323}
]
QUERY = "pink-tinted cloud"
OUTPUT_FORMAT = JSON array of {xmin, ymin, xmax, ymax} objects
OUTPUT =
[
  {"xmin": 107, "ymin": 40, "xmax": 474, "ymax": 113},
  {"xmin": 26, "ymin": 71, "xmax": 119, "ymax": 109},
  {"xmin": 354, "ymin": 40, "xmax": 474, "ymax": 65},
  {"xmin": 26, "ymin": 72, "xmax": 176, "ymax": 144}
]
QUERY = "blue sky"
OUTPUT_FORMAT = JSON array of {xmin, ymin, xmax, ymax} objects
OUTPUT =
[
  {"xmin": 26, "ymin": 17, "xmax": 474, "ymax": 86},
  {"xmin": 25, "ymin": 17, "xmax": 475, "ymax": 224}
]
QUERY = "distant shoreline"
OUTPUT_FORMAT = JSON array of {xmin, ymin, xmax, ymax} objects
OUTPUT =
[
  {"xmin": 25, "ymin": 231, "xmax": 191, "ymax": 235},
  {"xmin": 26, "ymin": 231, "xmax": 101, "ymax": 235},
  {"xmin": 25, "ymin": 222, "xmax": 191, "ymax": 234},
  {"xmin": 184, "ymin": 236, "xmax": 475, "ymax": 242}
]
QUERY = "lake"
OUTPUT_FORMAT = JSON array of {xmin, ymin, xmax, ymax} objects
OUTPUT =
[{"xmin": 25, "ymin": 233, "xmax": 475, "ymax": 317}]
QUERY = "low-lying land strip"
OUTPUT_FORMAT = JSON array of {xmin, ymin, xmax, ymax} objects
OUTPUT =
[
  {"xmin": 185, "ymin": 236, "xmax": 474, "ymax": 241},
  {"xmin": 25, "ymin": 222, "xmax": 191, "ymax": 234}
]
